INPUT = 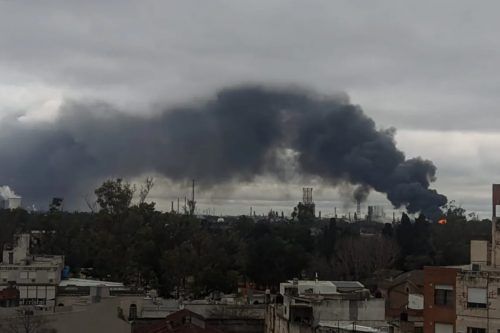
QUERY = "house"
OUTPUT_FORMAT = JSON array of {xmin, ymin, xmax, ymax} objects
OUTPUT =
[{"xmin": 382, "ymin": 270, "xmax": 424, "ymax": 333}]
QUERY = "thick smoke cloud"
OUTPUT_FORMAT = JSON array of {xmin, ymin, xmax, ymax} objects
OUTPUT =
[{"xmin": 0, "ymin": 85, "xmax": 447, "ymax": 218}]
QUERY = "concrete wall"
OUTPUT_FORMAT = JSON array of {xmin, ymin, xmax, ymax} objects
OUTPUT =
[
  {"xmin": 312, "ymin": 298, "xmax": 385, "ymax": 324},
  {"xmin": 388, "ymin": 282, "xmax": 422, "ymax": 312},
  {"xmin": 50, "ymin": 297, "xmax": 131, "ymax": 333},
  {"xmin": 0, "ymin": 267, "xmax": 59, "ymax": 284},
  {"xmin": 456, "ymin": 270, "xmax": 500, "ymax": 333},
  {"xmin": 470, "ymin": 240, "xmax": 489, "ymax": 266},
  {"xmin": 265, "ymin": 305, "xmax": 312, "ymax": 333},
  {"xmin": 2, "ymin": 234, "xmax": 29, "ymax": 264},
  {"xmin": 185, "ymin": 303, "xmax": 265, "ymax": 320}
]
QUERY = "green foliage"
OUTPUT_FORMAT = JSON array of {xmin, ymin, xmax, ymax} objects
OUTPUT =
[
  {"xmin": 0, "ymin": 179, "xmax": 492, "ymax": 298},
  {"xmin": 95, "ymin": 178, "xmax": 134, "ymax": 215},
  {"xmin": 392, "ymin": 205, "xmax": 491, "ymax": 270}
]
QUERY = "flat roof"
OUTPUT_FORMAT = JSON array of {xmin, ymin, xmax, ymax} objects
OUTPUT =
[
  {"xmin": 59, "ymin": 278, "xmax": 124, "ymax": 288},
  {"xmin": 332, "ymin": 281, "xmax": 364, "ymax": 288},
  {"xmin": 319, "ymin": 321, "xmax": 382, "ymax": 332}
]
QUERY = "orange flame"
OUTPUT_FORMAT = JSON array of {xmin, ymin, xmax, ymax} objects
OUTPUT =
[{"xmin": 438, "ymin": 219, "xmax": 447, "ymax": 225}]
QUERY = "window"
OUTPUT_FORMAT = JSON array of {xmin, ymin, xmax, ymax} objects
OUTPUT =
[
  {"xmin": 20, "ymin": 271, "xmax": 28, "ymax": 279},
  {"xmin": 435, "ymin": 323, "xmax": 453, "ymax": 333},
  {"xmin": 467, "ymin": 288, "xmax": 487, "ymax": 309},
  {"xmin": 467, "ymin": 328, "xmax": 485, "ymax": 333},
  {"xmin": 128, "ymin": 304, "xmax": 137, "ymax": 321},
  {"xmin": 434, "ymin": 285, "xmax": 454, "ymax": 306}
]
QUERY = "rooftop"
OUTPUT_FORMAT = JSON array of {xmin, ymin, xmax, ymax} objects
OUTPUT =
[
  {"xmin": 59, "ymin": 278, "xmax": 125, "ymax": 288},
  {"xmin": 318, "ymin": 321, "xmax": 383, "ymax": 333}
]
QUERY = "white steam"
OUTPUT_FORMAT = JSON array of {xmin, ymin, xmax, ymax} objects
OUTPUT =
[{"xmin": 0, "ymin": 186, "xmax": 18, "ymax": 200}]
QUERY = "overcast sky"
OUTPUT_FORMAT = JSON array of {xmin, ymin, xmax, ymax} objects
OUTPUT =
[{"xmin": 1, "ymin": 1, "xmax": 499, "ymax": 217}]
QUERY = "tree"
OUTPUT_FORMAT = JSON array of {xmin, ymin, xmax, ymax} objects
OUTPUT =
[
  {"xmin": 382, "ymin": 223, "xmax": 393, "ymax": 238},
  {"xmin": 138, "ymin": 177, "xmax": 154, "ymax": 204},
  {"xmin": 1, "ymin": 308, "xmax": 55, "ymax": 333},
  {"xmin": 95, "ymin": 178, "xmax": 134, "ymax": 216},
  {"xmin": 335, "ymin": 236, "xmax": 398, "ymax": 281},
  {"xmin": 296, "ymin": 202, "xmax": 315, "ymax": 223},
  {"xmin": 317, "ymin": 218, "xmax": 337, "ymax": 261}
]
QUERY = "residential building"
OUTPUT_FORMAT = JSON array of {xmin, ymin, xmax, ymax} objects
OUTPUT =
[
  {"xmin": 423, "ymin": 184, "xmax": 500, "ymax": 333},
  {"xmin": 452, "ymin": 185, "xmax": 500, "ymax": 333},
  {"xmin": 0, "ymin": 233, "xmax": 64, "ymax": 307},
  {"xmin": 455, "ymin": 266, "xmax": 500, "ymax": 333},
  {"xmin": 265, "ymin": 279, "xmax": 388, "ymax": 333},
  {"xmin": 423, "ymin": 266, "xmax": 460, "ymax": 333},
  {"xmin": 382, "ymin": 270, "xmax": 424, "ymax": 333}
]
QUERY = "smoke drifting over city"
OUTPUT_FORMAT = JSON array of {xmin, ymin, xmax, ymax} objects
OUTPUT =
[{"xmin": 0, "ymin": 85, "xmax": 447, "ymax": 217}]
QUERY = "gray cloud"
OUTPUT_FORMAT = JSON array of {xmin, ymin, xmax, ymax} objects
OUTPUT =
[
  {"xmin": 1, "ymin": 1, "xmax": 500, "ymax": 130},
  {"xmin": 1, "ymin": 1, "xmax": 500, "ymax": 214}
]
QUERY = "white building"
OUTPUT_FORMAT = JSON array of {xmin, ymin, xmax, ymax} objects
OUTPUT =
[
  {"xmin": 0, "ymin": 234, "xmax": 64, "ymax": 307},
  {"xmin": 266, "ymin": 279, "xmax": 388, "ymax": 333}
]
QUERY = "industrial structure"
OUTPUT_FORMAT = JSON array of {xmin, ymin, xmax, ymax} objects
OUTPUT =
[
  {"xmin": 0, "ymin": 195, "xmax": 21, "ymax": 210},
  {"xmin": 299, "ymin": 187, "xmax": 315, "ymax": 218},
  {"xmin": 187, "ymin": 179, "xmax": 196, "ymax": 215}
]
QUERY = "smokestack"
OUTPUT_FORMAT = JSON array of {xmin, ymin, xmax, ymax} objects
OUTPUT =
[
  {"xmin": 0, "ymin": 186, "xmax": 22, "ymax": 210},
  {"xmin": 187, "ymin": 179, "xmax": 196, "ymax": 215}
]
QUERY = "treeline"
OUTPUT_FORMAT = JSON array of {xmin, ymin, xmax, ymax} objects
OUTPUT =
[{"xmin": 0, "ymin": 179, "xmax": 491, "ymax": 297}]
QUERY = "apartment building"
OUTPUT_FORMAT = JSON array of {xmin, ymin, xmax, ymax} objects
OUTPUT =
[
  {"xmin": 0, "ymin": 233, "xmax": 64, "ymax": 307},
  {"xmin": 265, "ymin": 279, "xmax": 388, "ymax": 333},
  {"xmin": 423, "ymin": 266, "xmax": 460, "ymax": 333},
  {"xmin": 423, "ymin": 184, "xmax": 500, "ymax": 333}
]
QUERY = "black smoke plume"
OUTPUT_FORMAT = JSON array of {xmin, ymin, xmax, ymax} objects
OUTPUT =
[{"xmin": 0, "ymin": 85, "xmax": 447, "ymax": 218}]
